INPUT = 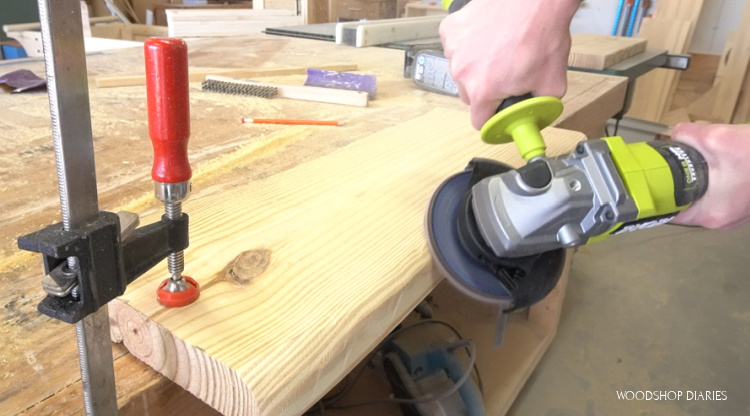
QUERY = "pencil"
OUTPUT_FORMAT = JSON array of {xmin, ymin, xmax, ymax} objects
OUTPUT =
[{"xmin": 241, "ymin": 118, "xmax": 340, "ymax": 126}]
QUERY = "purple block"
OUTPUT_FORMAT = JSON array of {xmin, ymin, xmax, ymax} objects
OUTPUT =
[{"xmin": 304, "ymin": 68, "xmax": 377, "ymax": 100}]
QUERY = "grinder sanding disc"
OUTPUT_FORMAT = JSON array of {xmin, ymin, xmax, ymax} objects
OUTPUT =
[
  {"xmin": 426, "ymin": 169, "xmax": 567, "ymax": 309},
  {"xmin": 425, "ymin": 171, "xmax": 513, "ymax": 304}
]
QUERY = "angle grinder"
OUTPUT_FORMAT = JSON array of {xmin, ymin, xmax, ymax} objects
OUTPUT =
[{"xmin": 426, "ymin": 95, "xmax": 708, "ymax": 345}]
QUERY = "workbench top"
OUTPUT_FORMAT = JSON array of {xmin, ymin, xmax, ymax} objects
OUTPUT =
[{"xmin": 0, "ymin": 34, "xmax": 626, "ymax": 416}]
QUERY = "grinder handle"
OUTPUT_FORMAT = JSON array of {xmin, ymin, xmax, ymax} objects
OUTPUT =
[
  {"xmin": 480, "ymin": 94, "xmax": 564, "ymax": 161},
  {"xmin": 496, "ymin": 93, "xmax": 535, "ymax": 113}
]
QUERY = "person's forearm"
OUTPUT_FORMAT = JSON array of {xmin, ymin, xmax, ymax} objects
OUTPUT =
[
  {"xmin": 550, "ymin": 0, "xmax": 583, "ymax": 27},
  {"xmin": 672, "ymin": 123, "xmax": 750, "ymax": 230}
]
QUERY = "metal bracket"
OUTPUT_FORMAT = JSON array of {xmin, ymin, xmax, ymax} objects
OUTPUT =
[
  {"xmin": 661, "ymin": 54, "xmax": 691, "ymax": 71},
  {"xmin": 569, "ymin": 48, "xmax": 691, "ymax": 119}
]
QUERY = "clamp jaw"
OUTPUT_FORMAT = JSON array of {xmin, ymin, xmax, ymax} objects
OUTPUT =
[
  {"xmin": 18, "ymin": 211, "xmax": 189, "ymax": 323},
  {"xmin": 18, "ymin": 37, "xmax": 199, "ymax": 324}
]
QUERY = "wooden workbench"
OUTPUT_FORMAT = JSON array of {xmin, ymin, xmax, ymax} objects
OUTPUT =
[{"xmin": 0, "ymin": 34, "xmax": 626, "ymax": 416}]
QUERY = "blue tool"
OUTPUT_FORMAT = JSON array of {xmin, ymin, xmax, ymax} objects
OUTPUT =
[
  {"xmin": 626, "ymin": 0, "xmax": 642, "ymax": 36},
  {"xmin": 382, "ymin": 323, "xmax": 484, "ymax": 416},
  {"xmin": 612, "ymin": 0, "xmax": 626, "ymax": 35}
]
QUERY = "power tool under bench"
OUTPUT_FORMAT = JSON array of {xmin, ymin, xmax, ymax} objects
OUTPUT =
[{"xmin": 425, "ymin": 95, "xmax": 708, "ymax": 345}]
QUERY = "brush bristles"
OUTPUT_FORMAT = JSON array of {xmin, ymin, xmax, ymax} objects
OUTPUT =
[{"xmin": 201, "ymin": 79, "xmax": 278, "ymax": 98}]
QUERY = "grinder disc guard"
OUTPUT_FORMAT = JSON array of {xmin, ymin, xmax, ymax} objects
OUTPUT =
[{"xmin": 426, "ymin": 160, "xmax": 567, "ymax": 310}]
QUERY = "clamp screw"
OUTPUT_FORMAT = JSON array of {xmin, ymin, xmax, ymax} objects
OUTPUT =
[{"xmin": 145, "ymin": 37, "xmax": 200, "ymax": 307}]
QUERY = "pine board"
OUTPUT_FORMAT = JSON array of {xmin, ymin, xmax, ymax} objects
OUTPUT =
[
  {"xmin": 109, "ymin": 108, "xmax": 584, "ymax": 416},
  {"xmin": 568, "ymin": 34, "xmax": 647, "ymax": 70},
  {"xmin": 0, "ymin": 34, "xmax": 625, "ymax": 416}
]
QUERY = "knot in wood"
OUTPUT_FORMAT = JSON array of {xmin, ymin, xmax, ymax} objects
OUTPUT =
[{"xmin": 225, "ymin": 249, "xmax": 271, "ymax": 285}]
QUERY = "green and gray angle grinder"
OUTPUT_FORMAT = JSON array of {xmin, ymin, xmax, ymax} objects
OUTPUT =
[{"xmin": 426, "ymin": 95, "xmax": 708, "ymax": 345}]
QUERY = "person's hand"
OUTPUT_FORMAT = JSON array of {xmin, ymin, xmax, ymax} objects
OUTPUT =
[
  {"xmin": 439, "ymin": 0, "xmax": 579, "ymax": 130},
  {"xmin": 672, "ymin": 122, "xmax": 750, "ymax": 230}
]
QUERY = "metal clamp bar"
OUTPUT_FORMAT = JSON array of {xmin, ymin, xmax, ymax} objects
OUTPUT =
[{"xmin": 36, "ymin": 0, "xmax": 117, "ymax": 412}]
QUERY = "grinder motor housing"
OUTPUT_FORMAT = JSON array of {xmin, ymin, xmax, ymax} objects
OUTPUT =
[{"xmin": 469, "ymin": 137, "xmax": 709, "ymax": 259}]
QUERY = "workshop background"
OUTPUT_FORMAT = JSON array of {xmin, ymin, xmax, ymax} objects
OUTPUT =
[{"xmin": 1, "ymin": 0, "xmax": 749, "ymax": 415}]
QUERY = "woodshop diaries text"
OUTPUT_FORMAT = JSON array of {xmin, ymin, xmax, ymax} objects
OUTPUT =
[{"xmin": 615, "ymin": 391, "xmax": 728, "ymax": 401}]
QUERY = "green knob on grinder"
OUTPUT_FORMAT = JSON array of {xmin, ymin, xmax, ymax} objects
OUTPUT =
[{"xmin": 480, "ymin": 96, "xmax": 564, "ymax": 161}]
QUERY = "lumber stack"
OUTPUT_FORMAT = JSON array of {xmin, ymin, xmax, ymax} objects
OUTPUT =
[{"xmin": 625, "ymin": 0, "xmax": 705, "ymax": 124}]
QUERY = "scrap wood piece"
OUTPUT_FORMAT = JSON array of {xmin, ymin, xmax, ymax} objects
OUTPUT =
[
  {"xmin": 653, "ymin": 0, "xmax": 705, "ymax": 24},
  {"xmin": 714, "ymin": 30, "xmax": 736, "ymax": 87},
  {"xmin": 334, "ymin": 15, "xmax": 442, "ymax": 44},
  {"xmin": 204, "ymin": 75, "xmax": 370, "ymax": 107},
  {"xmin": 661, "ymin": 107, "xmax": 692, "ymax": 129},
  {"xmin": 109, "ymin": 107, "xmax": 584, "ymax": 416},
  {"xmin": 335, "ymin": 16, "xmax": 444, "ymax": 47},
  {"xmin": 626, "ymin": 17, "xmax": 693, "ymax": 122},
  {"xmin": 731, "ymin": 65, "xmax": 750, "ymax": 123},
  {"xmin": 685, "ymin": 0, "xmax": 750, "ymax": 123},
  {"xmin": 568, "ymin": 33, "xmax": 647, "ymax": 70},
  {"xmin": 166, "ymin": 9, "xmax": 302, "ymax": 38},
  {"xmin": 624, "ymin": 0, "xmax": 706, "ymax": 122},
  {"xmin": 687, "ymin": 86, "xmax": 724, "ymax": 123},
  {"xmin": 651, "ymin": 0, "xmax": 706, "ymax": 41},
  {"xmin": 94, "ymin": 63, "xmax": 359, "ymax": 88},
  {"xmin": 89, "ymin": 23, "xmax": 168, "ymax": 41}
]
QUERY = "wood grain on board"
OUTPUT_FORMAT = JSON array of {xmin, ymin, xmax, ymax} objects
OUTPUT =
[
  {"xmin": 0, "ymin": 34, "xmax": 625, "ymax": 415},
  {"xmin": 110, "ymin": 108, "xmax": 585, "ymax": 416}
]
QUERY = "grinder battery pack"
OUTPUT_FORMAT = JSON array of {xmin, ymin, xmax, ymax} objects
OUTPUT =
[{"xmin": 426, "ymin": 96, "xmax": 708, "ymax": 344}]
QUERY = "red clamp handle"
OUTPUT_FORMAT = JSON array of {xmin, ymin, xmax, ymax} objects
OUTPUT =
[{"xmin": 145, "ymin": 37, "xmax": 192, "ymax": 184}]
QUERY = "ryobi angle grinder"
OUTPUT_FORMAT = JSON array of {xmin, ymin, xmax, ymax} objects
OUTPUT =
[{"xmin": 425, "ymin": 95, "xmax": 708, "ymax": 345}]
